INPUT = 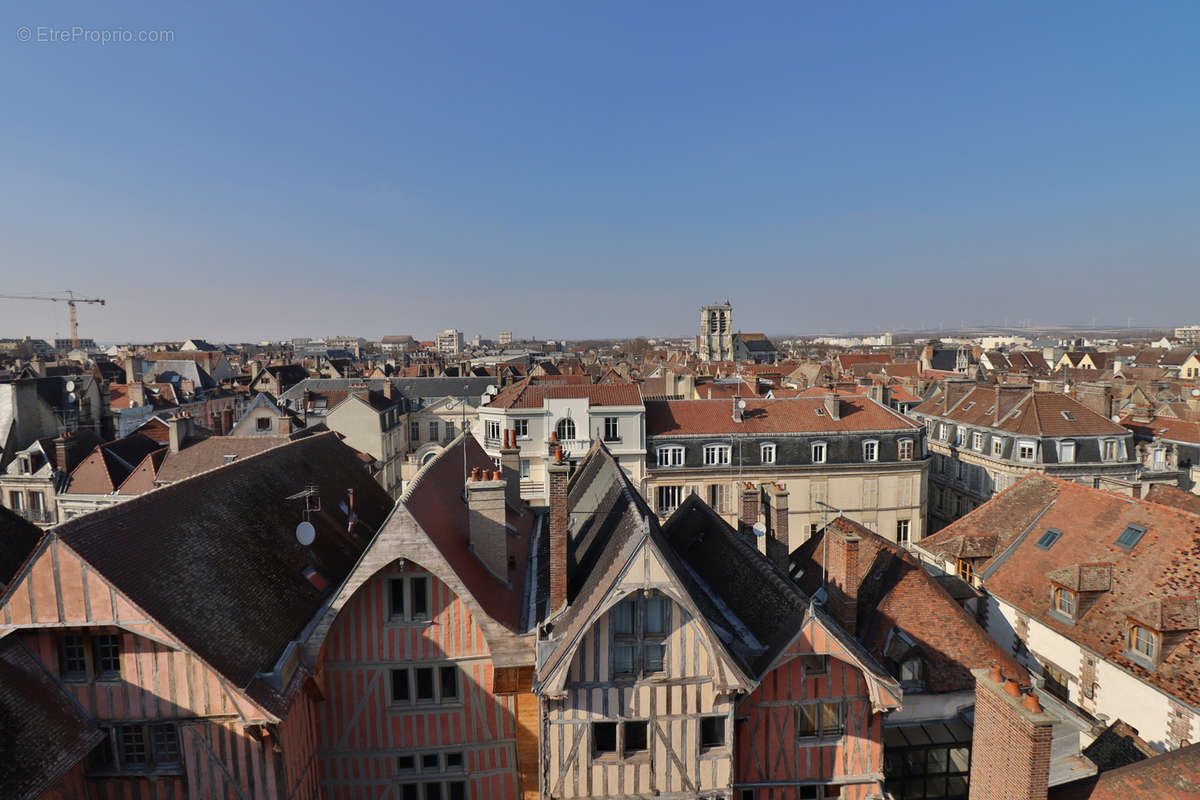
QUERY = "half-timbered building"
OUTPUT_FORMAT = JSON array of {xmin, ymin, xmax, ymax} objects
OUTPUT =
[{"xmin": 0, "ymin": 432, "xmax": 394, "ymax": 800}]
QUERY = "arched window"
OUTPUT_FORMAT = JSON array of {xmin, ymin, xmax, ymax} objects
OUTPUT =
[
  {"xmin": 421, "ymin": 451, "xmax": 437, "ymax": 465},
  {"xmin": 556, "ymin": 418, "xmax": 576, "ymax": 441}
]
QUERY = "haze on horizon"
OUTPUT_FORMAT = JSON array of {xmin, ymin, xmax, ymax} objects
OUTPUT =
[{"xmin": 2, "ymin": 1, "xmax": 1197, "ymax": 343}]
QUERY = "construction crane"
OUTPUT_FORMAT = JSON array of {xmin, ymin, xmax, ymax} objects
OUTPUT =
[{"xmin": 0, "ymin": 291, "xmax": 107, "ymax": 349}]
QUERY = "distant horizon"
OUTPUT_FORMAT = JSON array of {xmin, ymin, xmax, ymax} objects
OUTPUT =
[{"xmin": 3, "ymin": 2, "xmax": 1198, "ymax": 340}]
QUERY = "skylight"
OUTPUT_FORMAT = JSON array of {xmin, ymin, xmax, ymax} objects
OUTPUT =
[
  {"xmin": 815, "ymin": 408, "xmax": 825, "ymax": 416},
  {"xmin": 1035, "ymin": 529, "xmax": 1062, "ymax": 550},
  {"xmin": 1061, "ymin": 410, "xmax": 1075, "ymax": 421},
  {"xmin": 1114, "ymin": 524, "xmax": 1146, "ymax": 550},
  {"xmin": 963, "ymin": 402, "xmax": 975, "ymax": 411},
  {"xmin": 985, "ymin": 406, "xmax": 995, "ymax": 415}
]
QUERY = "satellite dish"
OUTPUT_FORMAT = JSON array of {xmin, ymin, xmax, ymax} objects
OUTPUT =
[
  {"xmin": 65, "ymin": 380, "xmax": 76, "ymax": 392},
  {"xmin": 67, "ymin": 392, "xmax": 77, "ymax": 404},
  {"xmin": 1193, "ymin": 388, "xmax": 1200, "ymax": 398},
  {"xmin": 752, "ymin": 521, "xmax": 767, "ymax": 538},
  {"xmin": 737, "ymin": 399, "xmax": 747, "ymax": 410},
  {"xmin": 296, "ymin": 520, "xmax": 316, "ymax": 546}
]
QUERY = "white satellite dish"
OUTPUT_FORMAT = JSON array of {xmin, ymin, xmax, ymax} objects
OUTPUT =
[
  {"xmin": 1193, "ymin": 388, "xmax": 1200, "ymax": 398},
  {"xmin": 752, "ymin": 521, "xmax": 767, "ymax": 538},
  {"xmin": 65, "ymin": 380, "xmax": 76, "ymax": 392},
  {"xmin": 737, "ymin": 399, "xmax": 747, "ymax": 410},
  {"xmin": 67, "ymin": 392, "xmax": 77, "ymax": 404},
  {"xmin": 296, "ymin": 520, "xmax": 316, "ymax": 546}
]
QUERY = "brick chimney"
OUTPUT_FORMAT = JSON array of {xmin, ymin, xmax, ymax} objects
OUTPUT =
[
  {"xmin": 824, "ymin": 392, "xmax": 840, "ymax": 420},
  {"xmin": 1074, "ymin": 383, "xmax": 1113, "ymax": 420},
  {"xmin": 739, "ymin": 482, "xmax": 761, "ymax": 539},
  {"xmin": 278, "ymin": 416, "xmax": 292, "ymax": 435},
  {"xmin": 166, "ymin": 414, "xmax": 191, "ymax": 454},
  {"xmin": 825, "ymin": 522, "xmax": 860, "ymax": 636},
  {"xmin": 499, "ymin": 429, "xmax": 522, "ymax": 509},
  {"xmin": 762, "ymin": 482, "xmax": 790, "ymax": 572},
  {"xmin": 220, "ymin": 406, "xmax": 234, "ymax": 435},
  {"xmin": 383, "ymin": 379, "xmax": 394, "ymax": 401},
  {"xmin": 124, "ymin": 356, "xmax": 138, "ymax": 384},
  {"xmin": 548, "ymin": 446, "xmax": 570, "ymax": 614},
  {"xmin": 968, "ymin": 667, "xmax": 1056, "ymax": 800},
  {"xmin": 467, "ymin": 468, "xmax": 509, "ymax": 581},
  {"xmin": 54, "ymin": 434, "xmax": 70, "ymax": 474}
]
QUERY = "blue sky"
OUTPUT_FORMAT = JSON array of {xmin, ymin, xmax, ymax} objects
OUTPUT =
[{"xmin": 2, "ymin": 2, "xmax": 1197, "ymax": 342}]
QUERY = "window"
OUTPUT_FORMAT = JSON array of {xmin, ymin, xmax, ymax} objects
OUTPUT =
[
  {"xmin": 1115, "ymin": 524, "xmax": 1146, "ymax": 550},
  {"xmin": 612, "ymin": 594, "xmax": 669, "ymax": 680},
  {"xmin": 798, "ymin": 701, "xmax": 845, "ymax": 740},
  {"xmin": 118, "ymin": 725, "xmax": 148, "ymax": 768},
  {"xmin": 604, "ymin": 417, "xmax": 619, "ymax": 442},
  {"xmin": 802, "ymin": 654, "xmax": 828, "ymax": 676},
  {"xmin": 445, "ymin": 422, "xmax": 455, "ymax": 440},
  {"xmin": 656, "ymin": 446, "xmax": 684, "ymax": 467},
  {"xmin": 703, "ymin": 444, "xmax": 731, "ymax": 465},
  {"xmin": 519, "ymin": 459, "xmax": 530, "ymax": 479},
  {"xmin": 593, "ymin": 721, "xmax": 617, "ymax": 755},
  {"xmin": 623, "ymin": 721, "xmax": 648, "ymax": 755},
  {"xmin": 811, "ymin": 441, "xmax": 827, "ymax": 464},
  {"xmin": 863, "ymin": 440, "xmax": 878, "ymax": 462},
  {"xmin": 555, "ymin": 418, "xmax": 576, "ymax": 441},
  {"xmin": 760, "ymin": 442, "xmax": 776, "ymax": 464},
  {"xmin": 93, "ymin": 634, "xmax": 121, "ymax": 680},
  {"xmin": 938, "ymin": 423, "xmax": 949, "ymax": 441},
  {"xmin": 896, "ymin": 519, "xmax": 911, "ymax": 544},
  {"xmin": 484, "ymin": 420, "xmax": 500, "ymax": 443},
  {"xmin": 898, "ymin": 439, "xmax": 914, "ymax": 461},
  {"xmin": 1130, "ymin": 625, "xmax": 1157, "ymax": 660},
  {"xmin": 992, "ymin": 437, "xmax": 1005, "ymax": 457},
  {"xmin": 657, "ymin": 485, "xmax": 682, "ymax": 513},
  {"xmin": 411, "ymin": 421, "xmax": 422, "ymax": 442},
  {"xmin": 392, "ymin": 664, "xmax": 460, "ymax": 706},
  {"xmin": 900, "ymin": 658, "xmax": 922, "ymax": 684},
  {"xmin": 971, "ymin": 432, "xmax": 984, "ymax": 451},
  {"xmin": 954, "ymin": 428, "xmax": 965, "ymax": 447},
  {"xmin": 1053, "ymin": 587, "xmax": 1076, "ymax": 617},
  {"xmin": 701, "ymin": 716, "xmax": 726, "ymax": 749},
  {"xmin": 513, "ymin": 419, "xmax": 528, "ymax": 439},
  {"xmin": 1102, "ymin": 439, "xmax": 1118, "ymax": 460},
  {"xmin": 59, "ymin": 635, "xmax": 87, "ymax": 681},
  {"xmin": 1058, "ymin": 440, "xmax": 1076, "ymax": 463},
  {"xmin": 256, "ymin": 416, "xmax": 272, "ymax": 431},
  {"xmin": 1018, "ymin": 441, "xmax": 1036, "ymax": 461},
  {"xmin": 708, "ymin": 483, "xmax": 728, "ymax": 513},
  {"xmin": 389, "ymin": 574, "xmax": 432, "ymax": 623},
  {"xmin": 8, "ymin": 491, "xmax": 23, "ymax": 511},
  {"xmin": 150, "ymin": 724, "xmax": 181, "ymax": 768},
  {"xmin": 884, "ymin": 728, "xmax": 972, "ymax": 800},
  {"xmin": 1035, "ymin": 528, "xmax": 1062, "ymax": 550},
  {"xmin": 396, "ymin": 751, "xmax": 469, "ymax": 800},
  {"xmin": 429, "ymin": 421, "xmax": 439, "ymax": 441},
  {"xmin": 1042, "ymin": 662, "xmax": 1070, "ymax": 702},
  {"xmin": 956, "ymin": 559, "xmax": 974, "ymax": 584}
]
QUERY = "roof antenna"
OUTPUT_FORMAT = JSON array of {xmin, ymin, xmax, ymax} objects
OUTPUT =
[{"xmin": 286, "ymin": 485, "xmax": 320, "ymax": 545}]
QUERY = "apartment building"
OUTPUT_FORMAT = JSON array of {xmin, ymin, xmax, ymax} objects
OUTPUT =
[
  {"xmin": 476, "ymin": 378, "xmax": 645, "ymax": 500},
  {"xmin": 912, "ymin": 383, "xmax": 1138, "ymax": 531},
  {"xmin": 644, "ymin": 393, "xmax": 929, "ymax": 548},
  {"xmin": 436, "ymin": 329, "xmax": 464, "ymax": 356}
]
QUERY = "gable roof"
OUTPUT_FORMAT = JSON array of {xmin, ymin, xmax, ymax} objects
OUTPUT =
[
  {"xmin": 0, "ymin": 506, "xmax": 43, "ymax": 590},
  {"xmin": 487, "ymin": 378, "xmax": 642, "ymax": 410},
  {"xmin": 53, "ymin": 433, "xmax": 394, "ymax": 713},
  {"xmin": 1050, "ymin": 741, "xmax": 1200, "ymax": 800},
  {"xmin": 919, "ymin": 474, "xmax": 1200, "ymax": 706},
  {"xmin": 646, "ymin": 395, "xmax": 920, "ymax": 437},
  {"xmin": 914, "ymin": 384, "xmax": 1127, "ymax": 436}
]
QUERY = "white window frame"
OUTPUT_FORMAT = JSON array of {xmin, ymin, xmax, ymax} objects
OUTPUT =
[
  {"xmin": 1102, "ymin": 439, "xmax": 1119, "ymax": 461},
  {"xmin": 1058, "ymin": 440, "xmax": 1076, "ymax": 464},
  {"xmin": 896, "ymin": 519, "xmax": 911, "ymax": 544},
  {"xmin": 484, "ymin": 420, "xmax": 500, "ymax": 444},
  {"xmin": 703, "ymin": 444, "xmax": 732, "ymax": 466},
  {"xmin": 657, "ymin": 485, "xmax": 682, "ymax": 513},
  {"xmin": 760, "ymin": 442, "xmax": 776, "ymax": 464},
  {"xmin": 862, "ymin": 440, "xmax": 879, "ymax": 462},
  {"xmin": 1017, "ymin": 440, "xmax": 1036, "ymax": 462},
  {"xmin": 513, "ymin": 418, "xmax": 529, "ymax": 439},
  {"xmin": 656, "ymin": 446, "xmax": 684, "ymax": 468},
  {"xmin": 603, "ymin": 416, "xmax": 620, "ymax": 442},
  {"xmin": 811, "ymin": 441, "xmax": 827, "ymax": 464},
  {"xmin": 971, "ymin": 431, "xmax": 984, "ymax": 451},
  {"xmin": 991, "ymin": 437, "xmax": 1005, "ymax": 457},
  {"xmin": 898, "ymin": 438, "xmax": 914, "ymax": 461}
]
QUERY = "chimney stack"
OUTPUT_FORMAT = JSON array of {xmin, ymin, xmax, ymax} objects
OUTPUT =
[
  {"xmin": 824, "ymin": 392, "xmax": 840, "ymax": 420},
  {"xmin": 383, "ymin": 379, "xmax": 394, "ymax": 401},
  {"xmin": 968, "ymin": 668, "xmax": 1056, "ymax": 800},
  {"xmin": 825, "ymin": 523, "xmax": 860, "ymax": 635},
  {"xmin": 124, "ymin": 356, "xmax": 138, "ymax": 385},
  {"xmin": 166, "ymin": 414, "xmax": 191, "ymax": 454},
  {"xmin": 738, "ymin": 482, "xmax": 761, "ymax": 539},
  {"xmin": 1075, "ymin": 383, "xmax": 1114, "ymax": 420},
  {"xmin": 763, "ymin": 482, "xmax": 790, "ymax": 572},
  {"xmin": 732, "ymin": 396, "xmax": 745, "ymax": 423},
  {"xmin": 279, "ymin": 417, "xmax": 292, "ymax": 435},
  {"xmin": 54, "ymin": 434, "xmax": 70, "ymax": 475},
  {"xmin": 467, "ymin": 467, "xmax": 509, "ymax": 581},
  {"xmin": 548, "ymin": 446, "xmax": 570, "ymax": 614},
  {"xmin": 220, "ymin": 406, "xmax": 234, "ymax": 435},
  {"xmin": 499, "ymin": 429, "xmax": 522, "ymax": 509}
]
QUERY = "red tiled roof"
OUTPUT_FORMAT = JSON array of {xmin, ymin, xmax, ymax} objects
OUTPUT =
[
  {"xmin": 1145, "ymin": 484, "xmax": 1200, "ymax": 515},
  {"xmin": 1050, "ymin": 741, "xmax": 1200, "ymax": 800},
  {"xmin": 920, "ymin": 474, "xmax": 1200, "ymax": 706},
  {"xmin": 646, "ymin": 396, "xmax": 919, "ymax": 436},
  {"xmin": 1122, "ymin": 414, "xmax": 1200, "ymax": 445},
  {"xmin": 914, "ymin": 385, "xmax": 1127, "ymax": 436},
  {"xmin": 487, "ymin": 378, "xmax": 642, "ymax": 409}
]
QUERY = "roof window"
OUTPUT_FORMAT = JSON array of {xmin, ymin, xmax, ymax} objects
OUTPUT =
[
  {"xmin": 1061, "ymin": 410, "xmax": 1075, "ymax": 421},
  {"xmin": 1114, "ymin": 524, "xmax": 1146, "ymax": 550},
  {"xmin": 1035, "ymin": 528, "xmax": 1062, "ymax": 550}
]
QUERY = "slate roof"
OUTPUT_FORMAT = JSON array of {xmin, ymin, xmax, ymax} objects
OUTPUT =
[
  {"xmin": 145, "ymin": 359, "xmax": 216, "ymax": 390},
  {"xmin": 0, "ymin": 506, "xmax": 43, "ymax": 590},
  {"xmin": 914, "ymin": 385, "xmax": 1128, "ymax": 436},
  {"xmin": 792, "ymin": 517, "xmax": 1025, "ymax": 691},
  {"xmin": 646, "ymin": 395, "xmax": 920, "ymax": 436},
  {"xmin": 488, "ymin": 378, "xmax": 642, "ymax": 410},
  {"xmin": 919, "ymin": 474, "xmax": 1200, "ymax": 706},
  {"xmin": 0, "ymin": 636, "xmax": 105, "ymax": 800},
  {"xmin": 53, "ymin": 432, "xmax": 393, "ymax": 716},
  {"xmin": 63, "ymin": 433, "xmax": 162, "ymax": 494}
]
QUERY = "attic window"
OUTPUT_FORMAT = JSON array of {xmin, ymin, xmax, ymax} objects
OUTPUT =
[
  {"xmin": 1114, "ymin": 524, "xmax": 1146, "ymax": 550},
  {"xmin": 223, "ymin": 454, "xmax": 238, "ymax": 464},
  {"xmin": 963, "ymin": 402, "xmax": 975, "ymax": 411},
  {"xmin": 984, "ymin": 406, "xmax": 995, "ymax": 415},
  {"xmin": 1035, "ymin": 529, "xmax": 1062, "ymax": 550},
  {"xmin": 815, "ymin": 407, "xmax": 825, "ymax": 416},
  {"xmin": 1061, "ymin": 410, "xmax": 1076, "ymax": 421}
]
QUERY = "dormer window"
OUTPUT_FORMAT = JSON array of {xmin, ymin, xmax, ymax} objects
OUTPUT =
[
  {"xmin": 703, "ymin": 444, "xmax": 732, "ymax": 466},
  {"xmin": 956, "ymin": 558, "xmax": 974, "ymax": 584},
  {"xmin": 760, "ymin": 443, "xmax": 776, "ymax": 464},
  {"xmin": 1053, "ymin": 587, "xmax": 1076, "ymax": 617},
  {"xmin": 971, "ymin": 432, "xmax": 984, "ymax": 451},
  {"xmin": 991, "ymin": 438, "xmax": 1005, "ymax": 457},
  {"xmin": 1102, "ymin": 439, "xmax": 1119, "ymax": 461},
  {"xmin": 862, "ymin": 440, "xmax": 879, "ymax": 462},
  {"xmin": 900, "ymin": 657, "xmax": 922, "ymax": 684},
  {"xmin": 811, "ymin": 441, "xmax": 827, "ymax": 464},
  {"xmin": 898, "ymin": 439, "xmax": 914, "ymax": 461},
  {"xmin": 1058, "ymin": 440, "xmax": 1076, "ymax": 463},
  {"xmin": 1018, "ymin": 441, "xmax": 1036, "ymax": 462},
  {"xmin": 1129, "ymin": 624, "xmax": 1158, "ymax": 662}
]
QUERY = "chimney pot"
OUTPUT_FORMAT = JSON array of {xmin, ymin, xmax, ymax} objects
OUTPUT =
[
  {"xmin": 989, "ymin": 664, "xmax": 1004, "ymax": 684},
  {"xmin": 554, "ymin": 445, "xmax": 564, "ymax": 463},
  {"xmin": 1004, "ymin": 678, "xmax": 1021, "ymax": 697},
  {"xmin": 471, "ymin": 467, "xmax": 481, "ymax": 481},
  {"xmin": 1022, "ymin": 691, "xmax": 1044, "ymax": 713}
]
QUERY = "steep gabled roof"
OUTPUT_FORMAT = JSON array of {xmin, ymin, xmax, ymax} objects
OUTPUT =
[
  {"xmin": 646, "ymin": 395, "xmax": 919, "ymax": 436},
  {"xmin": 54, "ymin": 433, "xmax": 393, "ymax": 712},
  {"xmin": 0, "ymin": 506, "xmax": 43, "ymax": 590}
]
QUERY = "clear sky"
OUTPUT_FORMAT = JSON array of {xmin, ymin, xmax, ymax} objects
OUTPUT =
[{"xmin": 2, "ymin": 2, "xmax": 1197, "ymax": 343}]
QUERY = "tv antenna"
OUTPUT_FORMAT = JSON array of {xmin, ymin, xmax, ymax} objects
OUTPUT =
[{"xmin": 286, "ymin": 485, "xmax": 321, "ymax": 546}]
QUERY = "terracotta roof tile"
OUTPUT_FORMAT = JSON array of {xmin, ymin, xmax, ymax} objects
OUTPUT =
[
  {"xmin": 646, "ymin": 396, "xmax": 919, "ymax": 436},
  {"xmin": 488, "ymin": 378, "xmax": 642, "ymax": 409}
]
